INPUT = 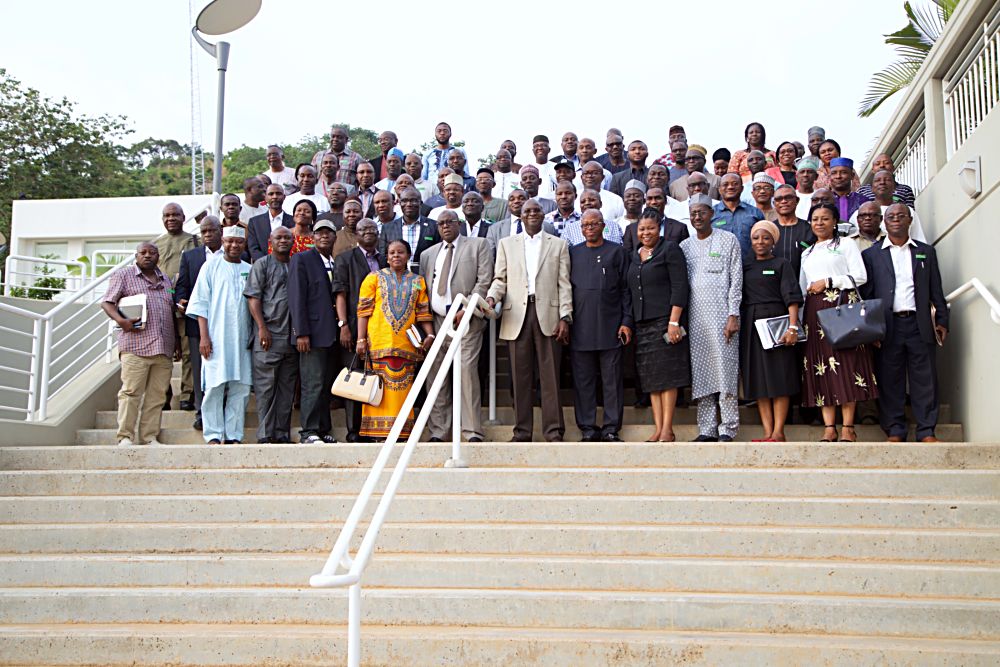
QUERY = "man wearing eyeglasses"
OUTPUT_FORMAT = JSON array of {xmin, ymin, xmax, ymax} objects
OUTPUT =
[
  {"xmin": 597, "ymin": 132, "xmax": 629, "ymax": 175},
  {"xmin": 669, "ymin": 148, "xmax": 721, "ymax": 201}
]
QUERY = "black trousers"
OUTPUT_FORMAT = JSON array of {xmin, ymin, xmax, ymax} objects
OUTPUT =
[
  {"xmin": 571, "ymin": 347, "xmax": 624, "ymax": 437},
  {"xmin": 188, "ymin": 336, "xmax": 202, "ymax": 415},
  {"xmin": 299, "ymin": 345, "xmax": 341, "ymax": 438},
  {"xmin": 874, "ymin": 314, "xmax": 939, "ymax": 439}
]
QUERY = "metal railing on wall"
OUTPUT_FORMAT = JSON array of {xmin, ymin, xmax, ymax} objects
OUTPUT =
[
  {"xmin": 944, "ymin": 7, "xmax": 1000, "ymax": 156},
  {"xmin": 892, "ymin": 117, "xmax": 929, "ymax": 197}
]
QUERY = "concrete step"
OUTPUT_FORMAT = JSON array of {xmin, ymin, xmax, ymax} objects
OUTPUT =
[
  {"xmin": 4, "ymin": 467, "xmax": 997, "ymax": 498},
  {"xmin": 3, "ymin": 553, "xmax": 996, "ymax": 599},
  {"xmin": 3, "ymin": 494, "xmax": 996, "ymax": 528},
  {"xmin": 5, "ymin": 442, "xmax": 997, "ymax": 471},
  {"xmin": 2, "ymin": 587, "xmax": 997, "ymax": 640},
  {"xmin": 5, "ymin": 522, "xmax": 997, "ymax": 562},
  {"xmin": 75, "ymin": 423, "xmax": 967, "ymax": 445},
  {"xmin": 2, "ymin": 623, "xmax": 997, "ymax": 667}
]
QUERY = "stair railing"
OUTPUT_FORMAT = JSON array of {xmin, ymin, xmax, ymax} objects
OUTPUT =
[
  {"xmin": 309, "ymin": 293, "xmax": 486, "ymax": 667},
  {"xmin": 947, "ymin": 277, "xmax": 1000, "ymax": 324}
]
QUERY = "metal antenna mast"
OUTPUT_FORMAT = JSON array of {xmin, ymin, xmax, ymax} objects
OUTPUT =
[{"xmin": 188, "ymin": 0, "xmax": 207, "ymax": 195}]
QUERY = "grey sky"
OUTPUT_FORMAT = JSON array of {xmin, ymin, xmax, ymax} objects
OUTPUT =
[{"xmin": 1, "ymin": 0, "xmax": 908, "ymax": 169}]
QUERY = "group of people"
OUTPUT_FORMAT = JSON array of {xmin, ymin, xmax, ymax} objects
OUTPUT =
[{"xmin": 102, "ymin": 120, "xmax": 949, "ymax": 446}]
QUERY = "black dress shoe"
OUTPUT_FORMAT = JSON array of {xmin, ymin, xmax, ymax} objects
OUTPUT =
[
  {"xmin": 321, "ymin": 434, "xmax": 337, "ymax": 444},
  {"xmin": 510, "ymin": 436, "xmax": 532, "ymax": 442},
  {"xmin": 692, "ymin": 435, "xmax": 718, "ymax": 442},
  {"xmin": 580, "ymin": 432, "xmax": 599, "ymax": 442},
  {"xmin": 718, "ymin": 435, "xmax": 735, "ymax": 442},
  {"xmin": 346, "ymin": 433, "xmax": 359, "ymax": 443},
  {"xmin": 179, "ymin": 400, "xmax": 196, "ymax": 412},
  {"xmin": 602, "ymin": 432, "xmax": 623, "ymax": 442},
  {"xmin": 258, "ymin": 437, "xmax": 272, "ymax": 444},
  {"xmin": 224, "ymin": 439, "xmax": 241, "ymax": 444},
  {"xmin": 207, "ymin": 439, "xmax": 222, "ymax": 445},
  {"xmin": 192, "ymin": 417, "xmax": 203, "ymax": 431},
  {"xmin": 468, "ymin": 436, "xmax": 483, "ymax": 443}
]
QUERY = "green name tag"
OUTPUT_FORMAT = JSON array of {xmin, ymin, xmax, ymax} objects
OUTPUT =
[
  {"xmin": 709, "ymin": 252, "xmax": 721, "ymax": 258},
  {"xmin": 828, "ymin": 248, "xmax": 841, "ymax": 254},
  {"xmin": 424, "ymin": 236, "xmax": 434, "ymax": 241},
  {"xmin": 800, "ymin": 241, "xmax": 810, "ymax": 248},
  {"xmin": 712, "ymin": 221, "xmax": 726, "ymax": 227},
  {"xmin": 763, "ymin": 269, "xmax": 775, "ymax": 275},
  {"xmin": 915, "ymin": 253, "xmax": 926, "ymax": 259}
]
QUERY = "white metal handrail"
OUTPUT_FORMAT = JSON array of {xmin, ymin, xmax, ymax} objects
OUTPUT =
[
  {"xmin": 947, "ymin": 277, "xmax": 1000, "ymax": 324},
  {"xmin": 2, "ymin": 255, "xmax": 87, "ymax": 297},
  {"xmin": 0, "ymin": 301, "xmax": 43, "ymax": 419},
  {"xmin": 309, "ymin": 294, "xmax": 487, "ymax": 667},
  {"xmin": 944, "ymin": 12, "xmax": 1000, "ymax": 155},
  {"xmin": 89, "ymin": 249, "xmax": 136, "ymax": 282}
]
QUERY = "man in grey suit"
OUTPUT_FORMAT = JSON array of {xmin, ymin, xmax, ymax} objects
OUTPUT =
[
  {"xmin": 419, "ymin": 210, "xmax": 494, "ymax": 442},
  {"xmin": 487, "ymin": 199, "xmax": 572, "ymax": 442}
]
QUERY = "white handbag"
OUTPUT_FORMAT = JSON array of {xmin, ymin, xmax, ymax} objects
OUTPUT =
[{"xmin": 331, "ymin": 354, "xmax": 383, "ymax": 406}]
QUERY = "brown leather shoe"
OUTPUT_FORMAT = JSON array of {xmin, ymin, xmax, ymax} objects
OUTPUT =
[
  {"xmin": 920, "ymin": 436, "xmax": 940, "ymax": 443},
  {"xmin": 886, "ymin": 435, "xmax": 904, "ymax": 443}
]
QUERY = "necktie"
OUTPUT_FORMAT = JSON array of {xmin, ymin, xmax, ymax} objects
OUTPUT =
[
  {"xmin": 437, "ymin": 243, "xmax": 453, "ymax": 296},
  {"xmin": 515, "ymin": 219, "xmax": 522, "ymax": 234}
]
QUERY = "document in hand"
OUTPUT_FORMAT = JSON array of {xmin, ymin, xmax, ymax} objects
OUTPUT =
[
  {"xmin": 116, "ymin": 294, "xmax": 147, "ymax": 330},
  {"xmin": 754, "ymin": 314, "xmax": 806, "ymax": 350}
]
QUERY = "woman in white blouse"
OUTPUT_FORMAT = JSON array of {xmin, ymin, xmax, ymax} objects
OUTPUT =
[{"xmin": 799, "ymin": 202, "xmax": 879, "ymax": 442}]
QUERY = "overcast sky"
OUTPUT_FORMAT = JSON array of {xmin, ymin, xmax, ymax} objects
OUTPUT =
[{"xmin": 2, "ymin": 0, "xmax": 910, "ymax": 172}]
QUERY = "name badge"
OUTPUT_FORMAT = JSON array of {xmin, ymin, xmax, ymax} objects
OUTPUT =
[
  {"xmin": 827, "ymin": 247, "xmax": 841, "ymax": 255},
  {"xmin": 915, "ymin": 253, "xmax": 926, "ymax": 259},
  {"xmin": 762, "ymin": 269, "xmax": 775, "ymax": 275},
  {"xmin": 424, "ymin": 236, "xmax": 434, "ymax": 241},
  {"xmin": 712, "ymin": 221, "xmax": 726, "ymax": 227},
  {"xmin": 708, "ymin": 252, "xmax": 721, "ymax": 258},
  {"xmin": 800, "ymin": 241, "xmax": 810, "ymax": 248}
]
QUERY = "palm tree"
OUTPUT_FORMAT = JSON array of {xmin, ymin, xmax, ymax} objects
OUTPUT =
[{"xmin": 858, "ymin": 0, "xmax": 961, "ymax": 117}]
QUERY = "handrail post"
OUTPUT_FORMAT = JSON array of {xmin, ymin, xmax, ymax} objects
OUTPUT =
[
  {"xmin": 486, "ymin": 316, "xmax": 499, "ymax": 425},
  {"xmin": 347, "ymin": 583, "xmax": 361, "ymax": 667},
  {"xmin": 445, "ymin": 325, "xmax": 467, "ymax": 469},
  {"xmin": 37, "ymin": 319, "xmax": 53, "ymax": 421},
  {"xmin": 25, "ymin": 319, "xmax": 41, "ymax": 421}
]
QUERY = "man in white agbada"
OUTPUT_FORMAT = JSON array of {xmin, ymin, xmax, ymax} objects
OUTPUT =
[{"xmin": 186, "ymin": 225, "xmax": 253, "ymax": 444}]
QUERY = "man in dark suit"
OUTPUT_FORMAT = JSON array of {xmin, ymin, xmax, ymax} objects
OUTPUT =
[
  {"xmin": 609, "ymin": 140, "xmax": 650, "ymax": 197},
  {"xmin": 622, "ymin": 190, "xmax": 689, "ymax": 253},
  {"xmin": 247, "ymin": 184, "xmax": 294, "ymax": 262},
  {"xmin": 459, "ymin": 191, "xmax": 492, "ymax": 239},
  {"xmin": 173, "ymin": 216, "xmax": 222, "ymax": 430},
  {"xmin": 288, "ymin": 220, "xmax": 343, "ymax": 444},
  {"xmin": 861, "ymin": 203, "xmax": 949, "ymax": 443},
  {"xmin": 333, "ymin": 219, "xmax": 386, "ymax": 442},
  {"xmin": 379, "ymin": 186, "xmax": 440, "ymax": 271},
  {"xmin": 370, "ymin": 130, "xmax": 398, "ymax": 181}
]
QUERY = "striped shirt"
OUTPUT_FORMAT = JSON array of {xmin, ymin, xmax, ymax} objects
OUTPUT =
[
  {"xmin": 103, "ymin": 263, "xmax": 176, "ymax": 358},
  {"xmin": 310, "ymin": 148, "xmax": 362, "ymax": 187}
]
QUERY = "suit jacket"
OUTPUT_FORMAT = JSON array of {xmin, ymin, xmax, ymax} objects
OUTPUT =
[
  {"xmin": 419, "ymin": 237, "xmax": 494, "ymax": 320},
  {"xmin": 622, "ymin": 215, "xmax": 689, "ymax": 254},
  {"xmin": 247, "ymin": 211, "xmax": 294, "ymax": 262},
  {"xmin": 610, "ymin": 165, "xmax": 649, "ymax": 197},
  {"xmin": 333, "ymin": 246, "xmax": 387, "ymax": 336},
  {"xmin": 288, "ymin": 248, "xmax": 339, "ymax": 349},
  {"xmin": 861, "ymin": 240, "xmax": 948, "ymax": 345},
  {"xmin": 370, "ymin": 154, "xmax": 386, "ymax": 181},
  {"xmin": 174, "ymin": 246, "xmax": 210, "ymax": 337},
  {"xmin": 460, "ymin": 220, "xmax": 492, "ymax": 239},
  {"xmin": 669, "ymin": 173, "xmax": 722, "ymax": 201},
  {"xmin": 485, "ymin": 218, "xmax": 558, "ymax": 255},
  {"xmin": 378, "ymin": 216, "xmax": 440, "ymax": 266},
  {"xmin": 487, "ymin": 232, "xmax": 572, "ymax": 341}
]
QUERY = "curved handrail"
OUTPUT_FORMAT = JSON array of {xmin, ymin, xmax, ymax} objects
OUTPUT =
[
  {"xmin": 309, "ymin": 293, "xmax": 487, "ymax": 667},
  {"xmin": 947, "ymin": 277, "xmax": 1000, "ymax": 324}
]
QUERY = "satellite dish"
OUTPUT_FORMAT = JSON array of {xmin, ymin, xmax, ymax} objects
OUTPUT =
[{"xmin": 195, "ymin": 0, "xmax": 262, "ymax": 35}]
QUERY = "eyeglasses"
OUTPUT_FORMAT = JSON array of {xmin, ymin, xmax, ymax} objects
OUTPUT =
[
  {"xmin": 773, "ymin": 195, "xmax": 797, "ymax": 202},
  {"xmin": 857, "ymin": 213, "xmax": 880, "ymax": 219}
]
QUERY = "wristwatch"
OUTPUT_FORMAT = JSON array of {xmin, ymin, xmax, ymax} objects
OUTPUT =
[{"xmin": 337, "ymin": 319, "xmax": 346, "ymax": 328}]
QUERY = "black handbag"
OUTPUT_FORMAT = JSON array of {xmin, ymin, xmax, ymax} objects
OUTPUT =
[{"xmin": 816, "ymin": 275, "xmax": 886, "ymax": 349}]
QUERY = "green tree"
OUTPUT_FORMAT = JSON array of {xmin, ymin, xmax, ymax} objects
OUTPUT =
[
  {"xmin": 858, "ymin": 0, "xmax": 960, "ymax": 117},
  {"xmin": 0, "ymin": 68, "xmax": 141, "ymax": 244},
  {"xmin": 126, "ymin": 137, "xmax": 196, "ymax": 196}
]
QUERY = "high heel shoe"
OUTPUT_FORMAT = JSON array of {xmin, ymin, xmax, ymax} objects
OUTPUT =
[
  {"xmin": 840, "ymin": 424, "xmax": 857, "ymax": 442},
  {"xmin": 820, "ymin": 424, "xmax": 838, "ymax": 442}
]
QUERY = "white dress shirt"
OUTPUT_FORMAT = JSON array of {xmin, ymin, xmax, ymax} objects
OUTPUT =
[
  {"xmin": 884, "ymin": 236, "xmax": 917, "ymax": 312},
  {"xmin": 795, "ymin": 191, "xmax": 814, "ymax": 220},
  {"xmin": 848, "ymin": 204, "xmax": 927, "ymax": 243},
  {"xmin": 430, "ymin": 237, "xmax": 461, "ymax": 316},
  {"xmin": 509, "ymin": 218, "xmax": 523, "ymax": 237},
  {"xmin": 268, "ymin": 210, "xmax": 285, "ymax": 231},
  {"xmin": 282, "ymin": 192, "xmax": 331, "ymax": 216},
  {"xmin": 523, "ymin": 232, "xmax": 542, "ymax": 296},
  {"xmin": 799, "ymin": 238, "xmax": 868, "ymax": 296},
  {"xmin": 465, "ymin": 220, "xmax": 484, "ymax": 238}
]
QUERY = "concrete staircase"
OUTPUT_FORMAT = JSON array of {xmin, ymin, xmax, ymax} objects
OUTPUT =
[{"xmin": 1, "ymin": 394, "xmax": 999, "ymax": 665}]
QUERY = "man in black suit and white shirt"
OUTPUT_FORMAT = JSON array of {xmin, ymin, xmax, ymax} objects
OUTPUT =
[
  {"xmin": 378, "ymin": 186, "xmax": 440, "ymax": 270},
  {"xmin": 173, "ymin": 216, "xmax": 222, "ymax": 430},
  {"xmin": 247, "ymin": 184, "xmax": 294, "ymax": 262},
  {"xmin": 333, "ymin": 219, "xmax": 386, "ymax": 441},
  {"xmin": 419, "ymin": 210, "xmax": 494, "ymax": 442},
  {"xmin": 861, "ymin": 203, "xmax": 949, "ymax": 443}
]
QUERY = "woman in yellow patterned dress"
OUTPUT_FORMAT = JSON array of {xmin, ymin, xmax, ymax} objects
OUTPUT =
[{"xmin": 355, "ymin": 239, "xmax": 435, "ymax": 440}]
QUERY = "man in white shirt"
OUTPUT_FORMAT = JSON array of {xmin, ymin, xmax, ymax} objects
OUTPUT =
[
  {"xmin": 404, "ymin": 152, "xmax": 437, "ymax": 203},
  {"xmin": 239, "ymin": 177, "xmax": 267, "ymax": 224},
  {"xmin": 575, "ymin": 162, "xmax": 624, "ymax": 222},
  {"xmin": 429, "ymin": 173, "xmax": 467, "ymax": 221},
  {"xmin": 262, "ymin": 145, "xmax": 297, "ymax": 195},
  {"xmin": 491, "ymin": 149, "xmax": 521, "ymax": 199},
  {"xmin": 573, "ymin": 138, "xmax": 612, "ymax": 191},
  {"xmin": 283, "ymin": 165, "xmax": 331, "ymax": 215},
  {"xmin": 418, "ymin": 209, "xmax": 493, "ymax": 443},
  {"xmin": 530, "ymin": 134, "xmax": 557, "ymax": 197}
]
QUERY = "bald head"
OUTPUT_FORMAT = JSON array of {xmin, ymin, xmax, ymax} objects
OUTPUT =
[{"xmin": 161, "ymin": 203, "xmax": 185, "ymax": 234}]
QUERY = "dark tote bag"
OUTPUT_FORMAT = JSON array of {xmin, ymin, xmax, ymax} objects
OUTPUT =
[{"xmin": 816, "ymin": 275, "xmax": 886, "ymax": 349}]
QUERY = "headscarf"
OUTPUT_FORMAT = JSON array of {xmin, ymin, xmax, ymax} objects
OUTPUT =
[{"xmin": 751, "ymin": 219, "xmax": 780, "ymax": 243}]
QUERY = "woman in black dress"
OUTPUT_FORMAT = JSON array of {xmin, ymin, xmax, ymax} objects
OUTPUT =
[
  {"xmin": 627, "ymin": 211, "xmax": 690, "ymax": 442},
  {"xmin": 740, "ymin": 220, "xmax": 803, "ymax": 442}
]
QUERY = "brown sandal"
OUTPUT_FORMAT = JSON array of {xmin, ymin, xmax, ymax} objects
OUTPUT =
[
  {"xmin": 839, "ymin": 425, "xmax": 857, "ymax": 443},
  {"xmin": 820, "ymin": 424, "xmax": 838, "ymax": 442}
]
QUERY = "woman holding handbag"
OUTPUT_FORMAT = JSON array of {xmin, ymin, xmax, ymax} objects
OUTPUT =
[
  {"xmin": 799, "ymin": 203, "xmax": 878, "ymax": 442},
  {"xmin": 740, "ymin": 220, "xmax": 802, "ymax": 442},
  {"xmin": 355, "ymin": 239, "xmax": 435, "ymax": 440}
]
